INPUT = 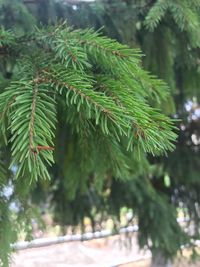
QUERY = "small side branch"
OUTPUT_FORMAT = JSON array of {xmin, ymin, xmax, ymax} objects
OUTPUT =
[
  {"xmin": 42, "ymin": 70, "xmax": 116, "ymax": 119},
  {"xmin": 79, "ymin": 39, "xmax": 128, "ymax": 59},
  {"xmin": 29, "ymin": 80, "xmax": 38, "ymax": 153}
]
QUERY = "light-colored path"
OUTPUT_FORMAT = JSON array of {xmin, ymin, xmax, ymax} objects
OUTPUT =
[
  {"xmin": 11, "ymin": 235, "xmax": 151, "ymax": 267},
  {"xmin": 11, "ymin": 236, "xmax": 200, "ymax": 267}
]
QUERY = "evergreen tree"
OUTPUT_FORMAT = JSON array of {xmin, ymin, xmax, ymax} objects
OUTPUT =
[
  {"xmin": 57, "ymin": 1, "xmax": 200, "ymax": 266},
  {"xmin": 0, "ymin": 2, "xmax": 177, "ymax": 265},
  {"xmin": 0, "ymin": 1, "xmax": 200, "ymax": 267}
]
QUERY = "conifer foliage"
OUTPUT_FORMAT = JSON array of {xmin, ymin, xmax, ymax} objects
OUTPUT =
[
  {"xmin": 63, "ymin": 0, "xmax": 200, "ymax": 264},
  {"xmin": 0, "ymin": 23, "xmax": 176, "ymax": 182},
  {"xmin": 0, "ymin": 1, "xmax": 200, "ymax": 267},
  {"xmin": 0, "ymin": 19, "xmax": 178, "ymax": 265}
]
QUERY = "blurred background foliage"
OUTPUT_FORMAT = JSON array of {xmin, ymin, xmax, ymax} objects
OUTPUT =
[{"xmin": 0, "ymin": 0, "xmax": 200, "ymax": 266}]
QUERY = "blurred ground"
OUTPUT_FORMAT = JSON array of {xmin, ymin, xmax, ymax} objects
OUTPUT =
[
  {"xmin": 11, "ymin": 235, "xmax": 200, "ymax": 267},
  {"xmin": 11, "ymin": 235, "xmax": 150, "ymax": 267}
]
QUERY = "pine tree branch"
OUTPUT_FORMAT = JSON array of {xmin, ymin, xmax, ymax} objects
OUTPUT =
[
  {"xmin": 0, "ymin": 23, "xmax": 178, "ymax": 185},
  {"xmin": 97, "ymin": 78, "xmax": 176, "ymax": 153},
  {"xmin": 74, "ymin": 29, "xmax": 141, "ymax": 63},
  {"xmin": 79, "ymin": 39, "xmax": 128, "ymax": 59},
  {"xmin": 0, "ymin": 96, "xmax": 16, "ymax": 119},
  {"xmin": 29, "ymin": 79, "xmax": 38, "ymax": 153},
  {"xmin": 145, "ymin": 0, "xmax": 169, "ymax": 31},
  {"xmin": 3, "ymin": 79, "xmax": 56, "ymax": 180},
  {"xmin": 42, "ymin": 70, "xmax": 113, "ymax": 117},
  {"xmin": 41, "ymin": 68, "xmax": 129, "ymax": 133}
]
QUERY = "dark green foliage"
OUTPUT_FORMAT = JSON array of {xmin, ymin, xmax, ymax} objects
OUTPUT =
[
  {"xmin": 0, "ymin": 0, "xmax": 200, "ymax": 266},
  {"xmin": 0, "ymin": 23, "xmax": 176, "ymax": 183},
  {"xmin": 45, "ymin": 0, "xmax": 200, "ymax": 262},
  {"xmin": 0, "ymin": 18, "xmax": 178, "ymax": 264},
  {"xmin": 0, "ymin": 0, "xmax": 36, "ymax": 34},
  {"xmin": 0, "ymin": 199, "xmax": 14, "ymax": 267},
  {"xmin": 109, "ymin": 178, "xmax": 189, "ymax": 258}
]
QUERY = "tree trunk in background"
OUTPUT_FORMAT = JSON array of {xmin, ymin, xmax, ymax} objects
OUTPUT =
[{"xmin": 151, "ymin": 252, "xmax": 173, "ymax": 267}]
